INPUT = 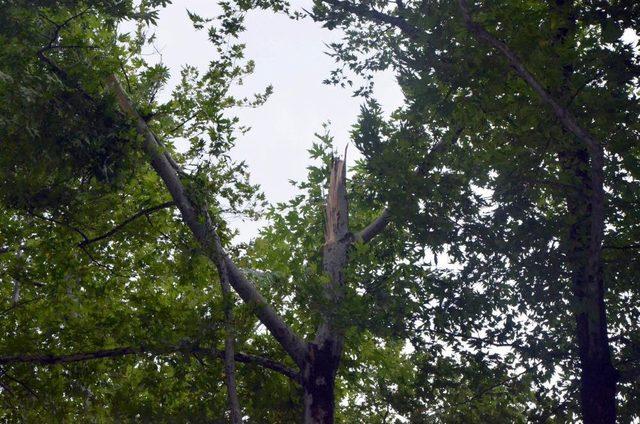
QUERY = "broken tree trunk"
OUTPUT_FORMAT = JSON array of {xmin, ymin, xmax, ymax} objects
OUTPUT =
[
  {"xmin": 106, "ymin": 76, "xmax": 394, "ymax": 421},
  {"xmin": 303, "ymin": 158, "xmax": 349, "ymax": 424}
]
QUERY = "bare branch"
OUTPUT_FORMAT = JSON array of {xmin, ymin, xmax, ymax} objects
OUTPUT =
[{"xmin": 78, "ymin": 201, "xmax": 176, "ymax": 247}]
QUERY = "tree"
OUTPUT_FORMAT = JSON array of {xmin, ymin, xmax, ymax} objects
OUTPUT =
[
  {"xmin": 0, "ymin": 0, "xmax": 638, "ymax": 422},
  {"xmin": 312, "ymin": 0, "xmax": 640, "ymax": 422}
]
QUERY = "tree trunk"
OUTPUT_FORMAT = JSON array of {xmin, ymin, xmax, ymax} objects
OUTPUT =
[
  {"xmin": 302, "ymin": 157, "xmax": 349, "ymax": 424},
  {"xmin": 559, "ymin": 146, "xmax": 617, "ymax": 424},
  {"xmin": 302, "ymin": 341, "xmax": 340, "ymax": 424}
]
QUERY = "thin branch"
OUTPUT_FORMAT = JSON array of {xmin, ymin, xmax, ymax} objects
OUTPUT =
[
  {"xmin": 218, "ymin": 261, "xmax": 243, "ymax": 423},
  {"xmin": 28, "ymin": 212, "xmax": 125, "ymax": 274},
  {"xmin": 231, "ymin": 351, "xmax": 300, "ymax": 382},
  {"xmin": 1, "ymin": 372, "xmax": 39, "ymax": 400},
  {"xmin": 603, "ymin": 244, "xmax": 640, "ymax": 251},
  {"xmin": 36, "ymin": 51, "xmax": 94, "ymax": 103},
  {"xmin": 78, "ymin": 201, "xmax": 176, "ymax": 247},
  {"xmin": 28, "ymin": 211, "xmax": 90, "ymax": 244},
  {"xmin": 36, "ymin": 10, "xmax": 95, "ymax": 102},
  {"xmin": 0, "ymin": 345, "xmax": 300, "ymax": 382},
  {"xmin": 618, "ymin": 365, "xmax": 640, "ymax": 383},
  {"xmin": 40, "ymin": 44, "xmax": 100, "ymax": 51},
  {"xmin": 168, "ymin": 111, "xmax": 201, "ymax": 135},
  {"xmin": 429, "ymin": 364, "xmax": 536, "ymax": 416},
  {"xmin": 416, "ymin": 127, "xmax": 464, "ymax": 177},
  {"xmin": 0, "ymin": 298, "xmax": 41, "ymax": 317},
  {"xmin": 418, "ymin": 324, "xmax": 531, "ymax": 354},
  {"xmin": 353, "ymin": 128, "xmax": 461, "ymax": 245},
  {"xmin": 320, "ymin": 0, "xmax": 420, "ymax": 39}
]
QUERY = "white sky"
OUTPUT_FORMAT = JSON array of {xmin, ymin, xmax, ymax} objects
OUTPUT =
[{"xmin": 140, "ymin": 1, "xmax": 404, "ymax": 240}]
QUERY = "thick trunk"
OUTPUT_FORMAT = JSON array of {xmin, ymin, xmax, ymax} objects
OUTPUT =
[
  {"xmin": 302, "ymin": 342, "xmax": 339, "ymax": 424},
  {"xmin": 551, "ymin": 5, "xmax": 617, "ymax": 421},
  {"xmin": 559, "ymin": 147, "xmax": 617, "ymax": 424}
]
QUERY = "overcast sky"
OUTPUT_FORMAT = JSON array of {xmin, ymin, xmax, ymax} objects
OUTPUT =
[{"xmin": 138, "ymin": 1, "xmax": 404, "ymax": 240}]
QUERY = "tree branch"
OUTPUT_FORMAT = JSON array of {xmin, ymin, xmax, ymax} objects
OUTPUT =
[
  {"xmin": 456, "ymin": 0, "xmax": 605, "ymax": 257},
  {"xmin": 456, "ymin": 0, "xmax": 602, "ymax": 160},
  {"xmin": 78, "ymin": 201, "xmax": 176, "ymax": 247},
  {"xmin": 0, "ymin": 345, "xmax": 300, "ymax": 382},
  {"xmin": 219, "ymin": 262, "xmax": 243, "ymax": 423},
  {"xmin": 353, "ymin": 128, "xmax": 462, "ymax": 245},
  {"xmin": 320, "ymin": 0, "xmax": 420, "ymax": 39},
  {"xmin": 354, "ymin": 209, "xmax": 391, "ymax": 244},
  {"xmin": 603, "ymin": 244, "xmax": 640, "ymax": 251},
  {"xmin": 105, "ymin": 75, "xmax": 308, "ymax": 368}
]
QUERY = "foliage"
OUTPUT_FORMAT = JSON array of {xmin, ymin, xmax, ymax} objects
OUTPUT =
[
  {"xmin": 312, "ymin": 0, "xmax": 640, "ymax": 421},
  {"xmin": 0, "ymin": 0, "xmax": 638, "ymax": 422},
  {"xmin": 0, "ymin": 0, "xmax": 289, "ymax": 421}
]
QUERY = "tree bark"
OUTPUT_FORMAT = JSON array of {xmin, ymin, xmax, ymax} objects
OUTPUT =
[{"xmin": 302, "ymin": 341, "xmax": 340, "ymax": 424}]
